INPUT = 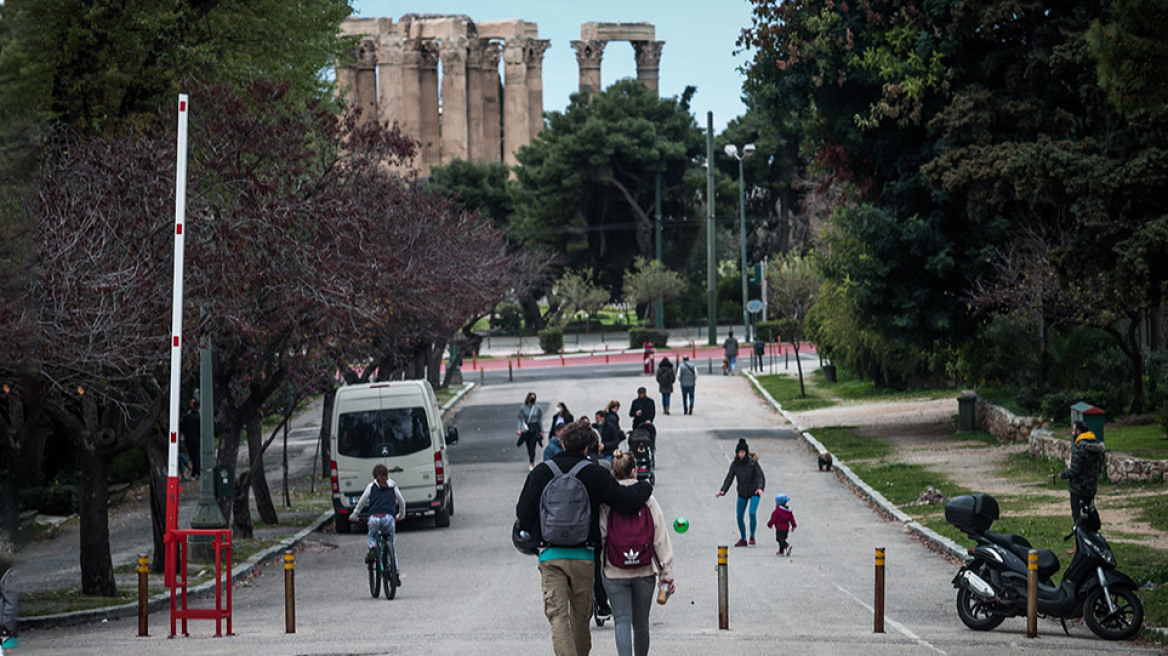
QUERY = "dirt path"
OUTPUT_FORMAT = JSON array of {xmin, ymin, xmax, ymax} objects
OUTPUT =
[{"xmin": 786, "ymin": 398, "xmax": 1168, "ymax": 548}]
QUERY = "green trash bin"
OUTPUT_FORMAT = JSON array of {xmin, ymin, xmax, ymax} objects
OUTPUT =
[
  {"xmin": 957, "ymin": 390, "xmax": 978, "ymax": 433},
  {"xmin": 213, "ymin": 464, "xmax": 235, "ymax": 499}
]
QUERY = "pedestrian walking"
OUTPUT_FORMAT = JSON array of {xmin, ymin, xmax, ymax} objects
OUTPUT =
[
  {"xmin": 677, "ymin": 356, "xmax": 697, "ymax": 415},
  {"xmin": 600, "ymin": 451, "xmax": 675, "ymax": 656},
  {"xmin": 544, "ymin": 402, "xmax": 573, "ymax": 461},
  {"xmin": 598, "ymin": 400, "xmax": 624, "ymax": 460},
  {"xmin": 723, "ymin": 331, "xmax": 740, "ymax": 374},
  {"xmin": 517, "ymin": 392, "xmax": 545, "ymax": 471},
  {"xmin": 715, "ymin": 439, "xmax": 766, "ymax": 546},
  {"xmin": 628, "ymin": 387, "xmax": 655, "ymax": 430},
  {"xmin": 655, "ymin": 357, "xmax": 675, "ymax": 415},
  {"xmin": 515, "ymin": 420, "xmax": 653, "ymax": 656},
  {"xmin": 766, "ymin": 493, "xmax": 797, "ymax": 556}
]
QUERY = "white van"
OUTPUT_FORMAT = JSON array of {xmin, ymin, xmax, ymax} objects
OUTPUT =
[{"xmin": 330, "ymin": 380, "xmax": 459, "ymax": 530}]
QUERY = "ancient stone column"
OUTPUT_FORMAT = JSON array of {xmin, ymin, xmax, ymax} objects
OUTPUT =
[
  {"xmin": 481, "ymin": 42, "xmax": 503, "ymax": 163},
  {"xmin": 571, "ymin": 39, "xmax": 607, "ymax": 96},
  {"xmin": 439, "ymin": 34, "xmax": 470, "ymax": 163},
  {"xmin": 376, "ymin": 34, "xmax": 406, "ymax": 131},
  {"xmin": 417, "ymin": 40, "xmax": 441, "ymax": 173},
  {"xmin": 466, "ymin": 39, "xmax": 486, "ymax": 161},
  {"xmin": 354, "ymin": 36, "xmax": 379, "ymax": 125},
  {"xmin": 400, "ymin": 39, "xmax": 424, "ymax": 150},
  {"xmin": 525, "ymin": 39, "xmax": 551, "ymax": 140},
  {"xmin": 502, "ymin": 36, "xmax": 531, "ymax": 167},
  {"xmin": 632, "ymin": 40, "xmax": 666, "ymax": 95}
]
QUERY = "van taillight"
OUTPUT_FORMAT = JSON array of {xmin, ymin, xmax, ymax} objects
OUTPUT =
[
  {"xmin": 330, "ymin": 461, "xmax": 340, "ymax": 495},
  {"xmin": 434, "ymin": 451, "xmax": 445, "ymax": 485}
]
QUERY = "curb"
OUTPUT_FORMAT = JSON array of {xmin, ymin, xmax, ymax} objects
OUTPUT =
[
  {"xmin": 744, "ymin": 371, "xmax": 973, "ymax": 564},
  {"xmin": 18, "ymin": 510, "xmax": 335, "ymax": 630}
]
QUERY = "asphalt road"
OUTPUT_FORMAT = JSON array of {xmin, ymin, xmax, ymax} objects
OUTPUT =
[{"xmin": 14, "ymin": 369, "xmax": 1162, "ymax": 655}]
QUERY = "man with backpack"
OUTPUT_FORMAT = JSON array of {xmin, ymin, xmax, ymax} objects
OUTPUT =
[{"xmin": 516, "ymin": 419, "xmax": 653, "ymax": 656}]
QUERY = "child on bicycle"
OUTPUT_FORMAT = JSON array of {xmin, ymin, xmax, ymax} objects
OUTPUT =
[{"xmin": 350, "ymin": 464, "xmax": 406, "ymax": 567}]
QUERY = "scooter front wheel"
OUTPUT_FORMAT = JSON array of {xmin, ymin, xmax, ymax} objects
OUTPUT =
[
  {"xmin": 956, "ymin": 587, "xmax": 1005, "ymax": 631},
  {"xmin": 1083, "ymin": 585, "xmax": 1143, "ymax": 641}
]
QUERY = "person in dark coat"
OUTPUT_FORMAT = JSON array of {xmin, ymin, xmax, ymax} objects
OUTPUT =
[
  {"xmin": 598, "ymin": 400, "xmax": 624, "ymax": 460},
  {"xmin": 655, "ymin": 358, "xmax": 676, "ymax": 414},
  {"xmin": 516, "ymin": 419, "xmax": 653, "ymax": 656},
  {"xmin": 1055, "ymin": 420, "xmax": 1106, "ymax": 522},
  {"xmin": 628, "ymin": 387, "xmax": 656, "ymax": 430},
  {"xmin": 715, "ymin": 439, "xmax": 766, "ymax": 546}
]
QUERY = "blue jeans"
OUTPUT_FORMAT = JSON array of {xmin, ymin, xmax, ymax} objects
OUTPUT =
[
  {"xmin": 367, "ymin": 514, "xmax": 397, "ymax": 562},
  {"xmin": 680, "ymin": 386, "xmax": 695, "ymax": 413},
  {"xmin": 661, "ymin": 392, "xmax": 671, "ymax": 411},
  {"xmin": 735, "ymin": 495, "xmax": 760, "ymax": 540},
  {"xmin": 726, "ymin": 355, "xmax": 737, "ymax": 373}
]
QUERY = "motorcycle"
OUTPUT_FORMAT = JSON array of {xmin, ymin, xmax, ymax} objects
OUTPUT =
[{"xmin": 945, "ymin": 493, "xmax": 1143, "ymax": 641}]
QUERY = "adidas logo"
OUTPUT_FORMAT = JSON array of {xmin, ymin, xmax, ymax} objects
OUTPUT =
[{"xmin": 621, "ymin": 549, "xmax": 641, "ymax": 565}]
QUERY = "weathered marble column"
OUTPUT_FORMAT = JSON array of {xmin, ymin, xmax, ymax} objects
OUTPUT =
[
  {"xmin": 481, "ymin": 42, "xmax": 503, "ymax": 163},
  {"xmin": 354, "ymin": 36, "xmax": 379, "ymax": 125},
  {"xmin": 632, "ymin": 40, "xmax": 665, "ymax": 95},
  {"xmin": 439, "ymin": 35, "xmax": 470, "ymax": 163},
  {"xmin": 400, "ymin": 40, "xmax": 424, "ymax": 148},
  {"xmin": 376, "ymin": 34, "xmax": 406, "ymax": 131},
  {"xmin": 417, "ymin": 40, "xmax": 441, "ymax": 172},
  {"xmin": 466, "ymin": 39, "xmax": 486, "ymax": 161},
  {"xmin": 502, "ymin": 36, "xmax": 531, "ymax": 167},
  {"xmin": 524, "ymin": 39, "xmax": 551, "ymax": 140},
  {"xmin": 570, "ymin": 39, "xmax": 607, "ymax": 96}
]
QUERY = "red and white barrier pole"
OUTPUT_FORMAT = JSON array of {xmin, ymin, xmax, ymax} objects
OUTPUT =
[{"xmin": 165, "ymin": 94, "xmax": 190, "ymax": 588}]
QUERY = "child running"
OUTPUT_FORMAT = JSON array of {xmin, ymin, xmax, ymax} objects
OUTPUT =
[{"xmin": 766, "ymin": 493, "xmax": 797, "ymax": 556}]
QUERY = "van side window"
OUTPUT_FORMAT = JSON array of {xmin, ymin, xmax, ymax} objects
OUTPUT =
[{"xmin": 337, "ymin": 407, "xmax": 431, "ymax": 458}]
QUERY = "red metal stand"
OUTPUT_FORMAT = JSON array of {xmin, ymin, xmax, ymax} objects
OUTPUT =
[{"xmin": 166, "ymin": 528, "xmax": 233, "ymax": 638}]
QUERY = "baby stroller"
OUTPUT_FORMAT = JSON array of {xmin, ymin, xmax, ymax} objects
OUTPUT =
[{"xmin": 627, "ymin": 425, "xmax": 656, "ymax": 486}]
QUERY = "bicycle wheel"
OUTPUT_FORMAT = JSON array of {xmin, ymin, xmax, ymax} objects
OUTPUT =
[
  {"xmin": 367, "ymin": 546, "xmax": 380, "ymax": 598},
  {"xmin": 383, "ymin": 539, "xmax": 397, "ymax": 600}
]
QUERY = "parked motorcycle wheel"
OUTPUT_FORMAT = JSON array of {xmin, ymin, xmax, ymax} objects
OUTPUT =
[
  {"xmin": 956, "ymin": 587, "xmax": 1006, "ymax": 631},
  {"xmin": 1083, "ymin": 586, "xmax": 1143, "ymax": 641}
]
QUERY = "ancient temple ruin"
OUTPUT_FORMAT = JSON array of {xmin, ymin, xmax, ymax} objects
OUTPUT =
[{"xmin": 337, "ymin": 15, "xmax": 664, "ymax": 176}]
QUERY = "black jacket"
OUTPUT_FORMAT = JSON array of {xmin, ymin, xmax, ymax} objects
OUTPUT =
[
  {"xmin": 600, "ymin": 411, "xmax": 624, "ymax": 454},
  {"xmin": 629, "ymin": 397, "xmax": 656, "ymax": 428},
  {"xmin": 720, "ymin": 454, "xmax": 766, "ymax": 498},
  {"xmin": 516, "ymin": 451, "xmax": 652, "ymax": 547}
]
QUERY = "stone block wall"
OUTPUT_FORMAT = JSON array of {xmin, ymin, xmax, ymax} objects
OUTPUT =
[
  {"xmin": 1028, "ymin": 428, "xmax": 1168, "ymax": 484},
  {"xmin": 974, "ymin": 397, "xmax": 1047, "ymax": 442}
]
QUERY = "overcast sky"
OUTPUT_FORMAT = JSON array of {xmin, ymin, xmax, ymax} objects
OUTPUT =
[{"xmin": 351, "ymin": 0, "xmax": 755, "ymax": 132}]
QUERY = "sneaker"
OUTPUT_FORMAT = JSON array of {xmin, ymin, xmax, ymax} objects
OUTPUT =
[
  {"xmin": 393, "ymin": 572, "xmax": 402, "ymax": 587},
  {"xmin": 776, "ymin": 550, "xmax": 784, "ymax": 556},
  {"xmin": 786, "ymin": 545, "xmax": 794, "ymax": 557},
  {"xmin": 364, "ymin": 548, "xmax": 376, "ymax": 564},
  {"xmin": 734, "ymin": 539, "xmax": 748, "ymax": 547},
  {"xmin": 596, "ymin": 603, "xmax": 613, "ymax": 621},
  {"xmin": 749, "ymin": 537, "xmax": 756, "ymax": 546}
]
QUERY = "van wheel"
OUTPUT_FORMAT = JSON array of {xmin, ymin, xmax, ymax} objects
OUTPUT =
[
  {"xmin": 335, "ymin": 512, "xmax": 351, "ymax": 534},
  {"xmin": 435, "ymin": 489, "xmax": 452, "ymax": 527},
  {"xmin": 448, "ymin": 486, "xmax": 455, "ymax": 516}
]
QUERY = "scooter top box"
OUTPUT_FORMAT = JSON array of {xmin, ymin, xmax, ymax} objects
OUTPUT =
[{"xmin": 944, "ymin": 493, "xmax": 999, "ymax": 530}]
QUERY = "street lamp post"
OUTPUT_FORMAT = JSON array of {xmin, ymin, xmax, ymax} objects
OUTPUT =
[{"xmin": 725, "ymin": 142, "xmax": 755, "ymax": 342}]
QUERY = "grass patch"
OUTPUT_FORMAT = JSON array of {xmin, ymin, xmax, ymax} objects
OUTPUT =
[
  {"xmin": 1101, "ymin": 423, "xmax": 1168, "ymax": 460},
  {"xmin": 850, "ymin": 461, "xmax": 974, "ymax": 507},
  {"xmin": 810, "ymin": 426, "xmax": 895, "ymax": 461},
  {"xmin": 754, "ymin": 374, "xmax": 836, "ymax": 411},
  {"xmin": 814, "ymin": 368, "xmax": 959, "ymax": 402},
  {"xmin": 951, "ymin": 429, "xmax": 999, "ymax": 447},
  {"xmin": 999, "ymin": 451, "xmax": 1066, "ymax": 485}
]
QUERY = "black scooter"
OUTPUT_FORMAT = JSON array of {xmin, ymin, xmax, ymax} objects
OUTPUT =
[{"xmin": 945, "ymin": 493, "xmax": 1143, "ymax": 641}]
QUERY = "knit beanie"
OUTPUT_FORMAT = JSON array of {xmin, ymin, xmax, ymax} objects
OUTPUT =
[
  {"xmin": 735, "ymin": 439, "xmax": 749, "ymax": 454},
  {"xmin": 775, "ymin": 494, "xmax": 789, "ymax": 507}
]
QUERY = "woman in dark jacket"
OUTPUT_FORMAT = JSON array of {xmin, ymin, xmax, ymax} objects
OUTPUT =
[
  {"xmin": 599, "ymin": 399, "xmax": 624, "ymax": 460},
  {"xmin": 656, "ymin": 357, "xmax": 676, "ymax": 415},
  {"xmin": 715, "ymin": 439, "xmax": 766, "ymax": 546}
]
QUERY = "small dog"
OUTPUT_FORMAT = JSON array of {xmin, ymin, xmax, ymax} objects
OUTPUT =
[
  {"xmin": 721, "ymin": 359, "xmax": 730, "ymax": 376},
  {"xmin": 817, "ymin": 452, "xmax": 834, "ymax": 472}
]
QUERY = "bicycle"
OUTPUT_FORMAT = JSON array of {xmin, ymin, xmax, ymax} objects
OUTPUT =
[{"xmin": 361, "ymin": 515, "xmax": 399, "ymax": 600}]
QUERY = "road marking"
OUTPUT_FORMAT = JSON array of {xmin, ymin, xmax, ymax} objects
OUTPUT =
[{"xmin": 833, "ymin": 581, "xmax": 948, "ymax": 655}]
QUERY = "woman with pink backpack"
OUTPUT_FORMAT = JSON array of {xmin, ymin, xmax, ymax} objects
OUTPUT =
[{"xmin": 599, "ymin": 451, "xmax": 675, "ymax": 656}]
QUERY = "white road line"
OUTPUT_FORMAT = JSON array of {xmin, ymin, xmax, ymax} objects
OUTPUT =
[{"xmin": 833, "ymin": 581, "xmax": 948, "ymax": 655}]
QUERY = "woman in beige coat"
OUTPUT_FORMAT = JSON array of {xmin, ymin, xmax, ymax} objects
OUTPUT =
[{"xmin": 599, "ymin": 451, "xmax": 675, "ymax": 656}]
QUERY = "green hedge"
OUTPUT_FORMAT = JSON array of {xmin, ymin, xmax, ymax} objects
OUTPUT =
[
  {"xmin": 755, "ymin": 320, "xmax": 782, "ymax": 342},
  {"xmin": 538, "ymin": 328, "xmax": 563, "ymax": 354},
  {"xmin": 628, "ymin": 328, "xmax": 668, "ymax": 349}
]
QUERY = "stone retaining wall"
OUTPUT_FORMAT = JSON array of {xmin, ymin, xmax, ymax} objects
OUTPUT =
[
  {"xmin": 1029, "ymin": 428, "xmax": 1168, "ymax": 484},
  {"xmin": 975, "ymin": 397, "xmax": 1047, "ymax": 442}
]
